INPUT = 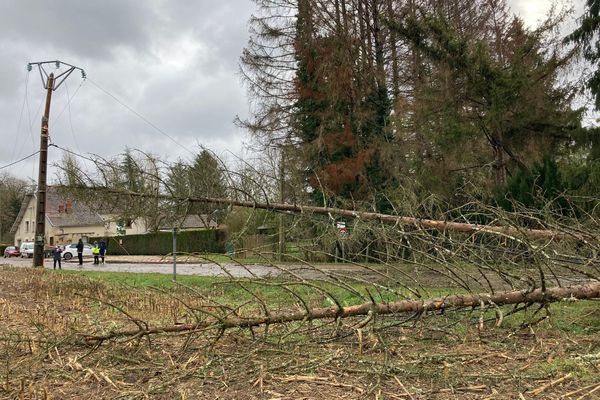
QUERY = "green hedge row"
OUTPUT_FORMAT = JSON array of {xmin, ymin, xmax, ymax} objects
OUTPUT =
[{"xmin": 90, "ymin": 230, "xmax": 225, "ymax": 256}]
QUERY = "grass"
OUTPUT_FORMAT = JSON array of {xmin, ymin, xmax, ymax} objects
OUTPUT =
[
  {"xmin": 54, "ymin": 267, "xmax": 469, "ymax": 312},
  {"xmin": 48, "ymin": 267, "xmax": 600, "ymax": 350},
  {"xmin": 1, "ymin": 266, "xmax": 600, "ymax": 399},
  {"xmin": 57, "ymin": 268, "xmax": 219, "ymax": 289},
  {"xmin": 549, "ymin": 300, "xmax": 600, "ymax": 334}
]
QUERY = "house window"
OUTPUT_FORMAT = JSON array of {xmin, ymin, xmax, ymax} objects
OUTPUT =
[
  {"xmin": 25, "ymin": 221, "xmax": 29, "ymax": 233},
  {"xmin": 49, "ymin": 237, "xmax": 54, "ymax": 246}
]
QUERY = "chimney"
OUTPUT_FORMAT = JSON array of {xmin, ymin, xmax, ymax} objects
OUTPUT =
[
  {"xmin": 58, "ymin": 203, "xmax": 64, "ymax": 213},
  {"xmin": 65, "ymin": 199, "xmax": 72, "ymax": 213}
]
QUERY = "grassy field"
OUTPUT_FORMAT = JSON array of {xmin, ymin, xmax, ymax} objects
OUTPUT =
[{"xmin": 1, "ymin": 265, "xmax": 599, "ymax": 399}]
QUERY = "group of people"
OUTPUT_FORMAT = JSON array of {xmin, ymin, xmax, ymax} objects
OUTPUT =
[
  {"xmin": 91, "ymin": 240, "xmax": 106, "ymax": 265},
  {"xmin": 51, "ymin": 239, "xmax": 107, "ymax": 269}
]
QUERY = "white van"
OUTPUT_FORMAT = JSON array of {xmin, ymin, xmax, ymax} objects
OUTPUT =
[{"xmin": 20, "ymin": 242, "xmax": 34, "ymax": 258}]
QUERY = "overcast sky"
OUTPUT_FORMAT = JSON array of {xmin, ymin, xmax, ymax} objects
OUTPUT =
[{"xmin": 0, "ymin": 0, "xmax": 584, "ymax": 183}]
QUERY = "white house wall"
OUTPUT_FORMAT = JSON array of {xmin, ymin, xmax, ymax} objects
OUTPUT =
[
  {"xmin": 13, "ymin": 200, "xmax": 36, "ymax": 246},
  {"xmin": 14, "ymin": 199, "xmax": 149, "ymax": 247}
]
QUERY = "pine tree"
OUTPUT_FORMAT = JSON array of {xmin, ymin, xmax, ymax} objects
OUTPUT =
[
  {"xmin": 389, "ymin": 7, "xmax": 582, "ymax": 195},
  {"xmin": 567, "ymin": 0, "xmax": 600, "ymax": 109}
]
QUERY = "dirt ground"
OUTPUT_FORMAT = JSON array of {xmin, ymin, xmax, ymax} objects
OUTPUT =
[{"xmin": 1, "ymin": 266, "xmax": 599, "ymax": 399}]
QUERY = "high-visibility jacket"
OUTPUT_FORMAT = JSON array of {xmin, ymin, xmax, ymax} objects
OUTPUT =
[{"xmin": 92, "ymin": 246, "xmax": 100, "ymax": 255}]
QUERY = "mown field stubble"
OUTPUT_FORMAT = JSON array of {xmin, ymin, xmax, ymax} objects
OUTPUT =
[{"xmin": 1, "ymin": 266, "xmax": 599, "ymax": 400}]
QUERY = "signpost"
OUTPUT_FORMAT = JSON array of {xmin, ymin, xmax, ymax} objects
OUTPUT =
[
  {"xmin": 336, "ymin": 221, "xmax": 348, "ymax": 237},
  {"xmin": 335, "ymin": 221, "xmax": 347, "ymax": 262},
  {"xmin": 172, "ymin": 227, "xmax": 177, "ymax": 281}
]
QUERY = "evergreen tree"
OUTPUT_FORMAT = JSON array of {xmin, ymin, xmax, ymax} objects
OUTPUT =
[
  {"xmin": 567, "ymin": 0, "xmax": 600, "ymax": 109},
  {"xmin": 108, "ymin": 150, "xmax": 163, "ymax": 232},
  {"xmin": 167, "ymin": 150, "xmax": 228, "ymax": 223},
  {"xmin": 59, "ymin": 153, "xmax": 83, "ymax": 186},
  {"xmin": 188, "ymin": 150, "xmax": 228, "ymax": 219},
  {"xmin": 389, "ymin": 11, "xmax": 582, "ymax": 197}
]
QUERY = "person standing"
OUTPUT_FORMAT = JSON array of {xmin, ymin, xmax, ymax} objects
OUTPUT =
[
  {"xmin": 76, "ymin": 239, "xmax": 84, "ymax": 266},
  {"xmin": 52, "ymin": 246, "xmax": 62, "ymax": 270},
  {"xmin": 92, "ymin": 242, "xmax": 100, "ymax": 264},
  {"xmin": 99, "ymin": 240, "xmax": 106, "ymax": 264}
]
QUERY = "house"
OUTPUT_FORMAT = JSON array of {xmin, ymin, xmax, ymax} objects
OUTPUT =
[
  {"xmin": 9, "ymin": 186, "xmax": 147, "ymax": 247},
  {"xmin": 158, "ymin": 214, "xmax": 218, "ymax": 231}
]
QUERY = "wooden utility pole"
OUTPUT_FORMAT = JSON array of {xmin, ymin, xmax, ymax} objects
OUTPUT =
[
  {"xmin": 29, "ymin": 61, "xmax": 86, "ymax": 267},
  {"xmin": 33, "ymin": 73, "xmax": 54, "ymax": 267}
]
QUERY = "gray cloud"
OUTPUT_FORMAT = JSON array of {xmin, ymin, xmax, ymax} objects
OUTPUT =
[
  {"xmin": 0, "ymin": 0, "xmax": 255, "ymax": 181},
  {"xmin": 0, "ymin": 0, "xmax": 156, "ymax": 61}
]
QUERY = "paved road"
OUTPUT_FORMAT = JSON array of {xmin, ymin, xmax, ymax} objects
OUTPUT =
[
  {"xmin": 1, "ymin": 256, "xmax": 285, "ymax": 278},
  {"xmin": 0, "ymin": 256, "xmax": 365, "ymax": 279}
]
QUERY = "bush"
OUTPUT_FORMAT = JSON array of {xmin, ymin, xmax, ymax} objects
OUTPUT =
[{"xmin": 90, "ymin": 230, "xmax": 225, "ymax": 256}]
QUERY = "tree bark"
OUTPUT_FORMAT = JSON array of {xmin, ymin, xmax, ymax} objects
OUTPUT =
[
  {"xmin": 83, "ymin": 282, "xmax": 600, "ymax": 342},
  {"xmin": 493, "ymin": 138, "xmax": 507, "ymax": 187},
  {"xmin": 386, "ymin": 0, "xmax": 400, "ymax": 100},
  {"xmin": 65, "ymin": 185, "xmax": 591, "ymax": 242}
]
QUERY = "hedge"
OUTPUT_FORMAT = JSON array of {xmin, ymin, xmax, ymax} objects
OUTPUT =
[{"xmin": 90, "ymin": 229, "xmax": 225, "ymax": 256}]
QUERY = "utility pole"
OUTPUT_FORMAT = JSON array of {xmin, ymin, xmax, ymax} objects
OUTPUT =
[
  {"xmin": 29, "ymin": 61, "xmax": 85, "ymax": 267},
  {"xmin": 32, "ymin": 73, "xmax": 54, "ymax": 267}
]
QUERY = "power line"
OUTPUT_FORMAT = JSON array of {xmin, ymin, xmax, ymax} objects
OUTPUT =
[
  {"xmin": 85, "ymin": 77, "xmax": 193, "ymax": 156},
  {"xmin": 28, "ymin": 95, "xmax": 45, "ymax": 181},
  {"xmin": 10, "ymin": 70, "xmax": 30, "ymax": 161},
  {"xmin": 57, "ymin": 79, "xmax": 84, "ymax": 154},
  {"xmin": 54, "ymin": 78, "xmax": 85, "ymax": 122},
  {"xmin": 0, "ymin": 151, "xmax": 40, "ymax": 171},
  {"xmin": 16, "ymin": 78, "xmax": 44, "ymax": 173},
  {"xmin": 49, "ymin": 143, "xmax": 97, "ymax": 163},
  {"xmin": 26, "ymin": 86, "xmax": 44, "ymax": 140}
]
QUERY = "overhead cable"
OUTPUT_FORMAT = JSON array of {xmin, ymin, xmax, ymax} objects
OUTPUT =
[
  {"xmin": 10, "ymin": 70, "xmax": 30, "ymax": 161},
  {"xmin": 86, "ymin": 77, "xmax": 193, "ymax": 156},
  {"xmin": 0, "ymin": 151, "xmax": 40, "ymax": 171}
]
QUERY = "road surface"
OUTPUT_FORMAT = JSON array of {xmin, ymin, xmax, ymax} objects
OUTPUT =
[{"xmin": 0, "ymin": 256, "xmax": 366, "ymax": 279}]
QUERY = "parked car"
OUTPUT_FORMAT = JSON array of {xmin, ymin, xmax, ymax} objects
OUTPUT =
[
  {"xmin": 44, "ymin": 245, "xmax": 56, "ymax": 258},
  {"xmin": 20, "ymin": 242, "xmax": 34, "ymax": 258},
  {"xmin": 62, "ymin": 243, "xmax": 93, "ymax": 260},
  {"xmin": 3, "ymin": 246, "xmax": 21, "ymax": 258}
]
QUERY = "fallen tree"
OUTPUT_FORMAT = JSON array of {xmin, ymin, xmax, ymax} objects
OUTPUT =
[
  {"xmin": 83, "ymin": 281, "xmax": 600, "ymax": 343},
  {"xmin": 54, "ymin": 184, "xmax": 599, "ymax": 344},
  {"xmin": 61, "ymin": 185, "xmax": 591, "ymax": 242}
]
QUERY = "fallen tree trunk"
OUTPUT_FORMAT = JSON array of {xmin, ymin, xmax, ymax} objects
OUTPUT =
[
  {"xmin": 63, "ymin": 185, "xmax": 588, "ymax": 242},
  {"xmin": 83, "ymin": 282, "xmax": 600, "ymax": 343}
]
